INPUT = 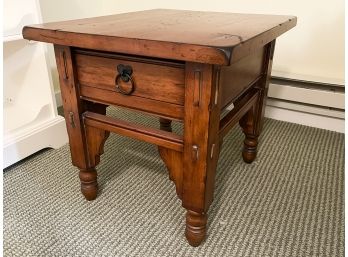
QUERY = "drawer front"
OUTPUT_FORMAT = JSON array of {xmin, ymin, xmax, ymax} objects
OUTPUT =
[
  {"xmin": 220, "ymin": 46, "xmax": 265, "ymax": 109},
  {"xmin": 74, "ymin": 51, "xmax": 185, "ymax": 106}
]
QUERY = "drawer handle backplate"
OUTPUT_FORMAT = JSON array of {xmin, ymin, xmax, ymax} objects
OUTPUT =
[{"xmin": 115, "ymin": 64, "xmax": 135, "ymax": 95}]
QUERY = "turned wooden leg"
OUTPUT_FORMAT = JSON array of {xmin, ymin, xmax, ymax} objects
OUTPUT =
[
  {"xmin": 79, "ymin": 168, "xmax": 98, "ymax": 200},
  {"xmin": 239, "ymin": 40, "xmax": 275, "ymax": 164},
  {"xmin": 243, "ymin": 135, "xmax": 258, "ymax": 163},
  {"xmin": 79, "ymin": 124, "xmax": 109, "ymax": 200},
  {"xmin": 185, "ymin": 211, "xmax": 207, "ymax": 247},
  {"xmin": 55, "ymin": 46, "xmax": 110, "ymax": 201},
  {"xmin": 182, "ymin": 63, "xmax": 221, "ymax": 246},
  {"xmin": 76, "ymin": 124, "xmax": 108, "ymax": 201},
  {"xmin": 239, "ymin": 108, "xmax": 258, "ymax": 163},
  {"xmin": 76, "ymin": 124, "xmax": 109, "ymax": 201}
]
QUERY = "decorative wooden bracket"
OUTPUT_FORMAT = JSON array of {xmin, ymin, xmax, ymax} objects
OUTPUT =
[
  {"xmin": 158, "ymin": 147, "xmax": 183, "ymax": 199},
  {"xmin": 84, "ymin": 125, "xmax": 110, "ymax": 167},
  {"xmin": 158, "ymin": 118, "xmax": 184, "ymax": 199}
]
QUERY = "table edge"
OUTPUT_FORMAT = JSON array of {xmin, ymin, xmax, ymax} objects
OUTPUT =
[{"xmin": 22, "ymin": 16, "xmax": 296, "ymax": 66}]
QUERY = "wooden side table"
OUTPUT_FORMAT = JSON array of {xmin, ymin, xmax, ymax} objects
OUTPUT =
[{"xmin": 23, "ymin": 9, "xmax": 296, "ymax": 246}]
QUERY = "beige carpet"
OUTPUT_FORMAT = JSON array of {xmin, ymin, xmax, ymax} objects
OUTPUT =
[{"xmin": 4, "ymin": 107, "xmax": 344, "ymax": 257}]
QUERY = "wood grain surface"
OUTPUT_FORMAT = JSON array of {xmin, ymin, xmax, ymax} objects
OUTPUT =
[
  {"xmin": 23, "ymin": 9, "xmax": 296, "ymax": 65},
  {"xmin": 74, "ymin": 51, "xmax": 185, "ymax": 105}
]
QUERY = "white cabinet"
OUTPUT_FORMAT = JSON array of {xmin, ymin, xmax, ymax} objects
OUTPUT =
[{"xmin": 3, "ymin": 0, "xmax": 68, "ymax": 168}]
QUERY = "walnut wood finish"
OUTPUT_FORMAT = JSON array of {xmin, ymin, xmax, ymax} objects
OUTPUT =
[
  {"xmin": 74, "ymin": 50, "xmax": 185, "ymax": 105},
  {"xmin": 158, "ymin": 147, "xmax": 184, "ymax": 198},
  {"xmin": 159, "ymin": 118, "xmax": 172, "ymax": 132},
  {"xmin": 220, "ymin": 47, "xmax": 264, "ymax": 109},
  {"xmin": 239, "ymin": 40, "xmax": 276, "ymax": 163},
  {"xmin": 24, "ymin": 10, "xmax": 295, "ymax": 247},
  {"xmin": 74, "ymin": 50, "xmax": 185, "ymax": 120},
  {"xmin": 83, "ymin": 112, "xmax": 183, "ymax": 152},
  {"xmin": 157, "ymin": 118, "xmax": 184, "ymax": 199},
  {"xmin": 185, "ymin": 211, "xmax": 208, "ymax": 247},
  {"xmin": 54, "ymin": 45, "xmax": 110, "ymax": 200},
  {"xmin": 182, "ymin": 63, "xmax": 222, "ymax": 246},
  {"xmin": 80, "ymin": 86, "xmax": 184, "ymax": 121},
  {"xmin": 239, "ymin": 106, "xmax": 259, "ymax": 163},
  {"xmin": 219, "ymin": 88, "xmax": 259, "ymax": 139},
  {"xmin": 256, "ymin": 40, "xmax": 276, "ymax": 134},
  {"xmin": 23, "ymin": 9, "xmax": 296, "ymax": 65}
]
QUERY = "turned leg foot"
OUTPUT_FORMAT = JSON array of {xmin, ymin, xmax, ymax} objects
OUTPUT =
[
  {"xmin": 242, "ymin": 135, "xmax": 258, "ymax": 163},
  {"xmin": 185, "ymin": 210, "xmax": 207, "ymax": 247},
  {"xmin": 79, "ymin": 168, "xmax": 98, "ymax": 201},
  {"xmin": 239, "ymin": 107, "xmax": 259, "ymax": 164}
]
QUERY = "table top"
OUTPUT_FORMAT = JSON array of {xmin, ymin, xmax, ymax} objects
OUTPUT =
[{"xmin": 23, "ymin": 9, "xmax": 296, "ymax": 65}]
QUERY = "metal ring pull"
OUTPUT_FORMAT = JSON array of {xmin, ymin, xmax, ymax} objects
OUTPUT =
[{"xmin": 115, "ymin": 64, "xmax": 135, "ymax": 95}]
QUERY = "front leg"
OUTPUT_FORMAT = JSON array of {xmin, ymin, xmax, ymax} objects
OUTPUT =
[
  {"xmin": 182, "ymin": 63, "xmax": 221, "ymax": 246},
  {"xmin": 79, "ymin": 168, "xmax": 98, "ymax": 200},
  {"xmin": 54, "ymin": 45, "xmax": 109, "ymax": 201},
  {"xmin": 185, "ymin": 211, "xmax": 208, "ymax": 246}
]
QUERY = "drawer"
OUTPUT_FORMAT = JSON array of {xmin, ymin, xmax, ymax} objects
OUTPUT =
[
  {"xmin": 74, "ymin": 50, "xmax": 185, "ymax": 106},
  {"xmin": 220, "ymin": 46, "xmax": 265, "ymax": 109}
]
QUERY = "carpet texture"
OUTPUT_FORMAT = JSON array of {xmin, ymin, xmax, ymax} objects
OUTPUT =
[{"xmin": 4, "ymin": 107, "xmax": 344, "ymax": 257}]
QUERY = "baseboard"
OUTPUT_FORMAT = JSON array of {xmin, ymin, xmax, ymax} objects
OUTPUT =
[
  {"xmin": 265, "ymin": 104, "xmax": 344, "ymax": 133},
  {"xmin": 3, "ymin": 116, "xmax": 68, "ymax": 169},
  {"xmin": 268, "ymin": 82, "xmax": 344, "ymax": 109},
  {"xmin": 267, "ymin": 79, "xmax": 345, "ymax": 133}
]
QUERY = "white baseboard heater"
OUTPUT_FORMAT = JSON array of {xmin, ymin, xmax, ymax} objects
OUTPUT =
[{"xmin": 266, "ymin": 77, "xmax": 345, "ymax": 133}]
